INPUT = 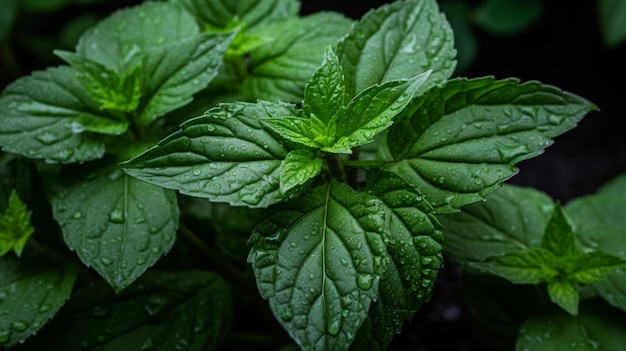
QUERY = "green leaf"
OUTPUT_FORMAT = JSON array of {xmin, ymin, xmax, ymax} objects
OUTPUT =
[
  {"xmin": 382, "ymin": 77, "xmax": 596, "ymax": 213},
  {"xmin": 470, "ymin": 248, "xmax": 558, "ymax": 284},
  {"xmin": 137, "ymin": 32, "xmax": 235, "ymax": 124},
  {"xmin": 20, "ymin": 270, "xmax": 232, "ymax": 351},
  {"xmin": 570, "ymin": 251, "xmax": 626, "ymax": 284},
  {"xmin": 439, "ymin": 184, "xmax": 554, "ymax": 270},
  {"xmin": 122, "ymin": 101, "xmax": 296, "ymax": 208},
  {"xmin": 547, "ymin": 279, "xmax": 580, "ymax": 315},
  {"xmin": 260, "ymin": 116, "xmax": 323, "ymax": 149},
  {"xmin": 517, "ymin": 301, "xmax": 626, "ymax": 351},
  {"xmin": 51, "ymin": 163, "xmax": 179, "ymax": 292},
  {"xmin": 329, "ymin": 71, "xmax": 432, "ymax": 153},
  {"xmin": 0, "ymin": 256, "xmax": 78, "ymax": 348},
  {"xmin": 55, "ymin": 50, "xmax": 142, "ymax": 114},
  {"xmin": 336, "ymin": 0, "xmax": 456, "ymax": 98},
  {"xmin": 0, "ymin": 66, "xmax": 115, "ymax": 163},
  {"xmin": 0, "ymin": 0, "xmax": 16, "ymax": 42},
  {"xmin": 248, "ymin": 181, "xmax": 388, "ymax": 351},
  {"xmin": 302, "ymin": 46, "xmax": 347, "ymax": 125},
  {"xmin": 541, "ymin": 203, "xmax": 578, "ymax": 258},
  {"xmin": 0, "ymin": 191, "xmax": 34, "ymax": 257},
  {"xmin": 174, "ymin": 0, "xmax": 300, "ymax": 32},
  {"xmin": 243, "ymin": 12, "xmax": 353, "ymax": 102},
  {"xmin": 279, "ymin": 150, "xmax": 322, "ymax": 194},
  {"xmin": 598, "ymin": 0, "xmax": 626, "ymax": 47},
  {"xmin": 351, "ymin": 170, "xmax": 443, "ymax": 351},
  {"xmin": 565, "ymin": 176, "xmax": 626, "ymax": 312}
]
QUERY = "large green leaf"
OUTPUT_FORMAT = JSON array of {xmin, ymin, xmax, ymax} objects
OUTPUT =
[
  {"xmin": 0, "ymin": 66, "xmax": 114, "ymax": 164},
  {"xmin": 51, "ymin": 162, "xmax": 179, "ymax": 292},
  {"xmin": 248, "ymin": 181, "xmax": 388, "ymax": 351},
  {"xmin": 122, "ymin": 101, "xmax": 296, "ymax": 208},
  {"xmin": 382, "ymin": 77, "xmax": 596, "ymax": 213},
  {"xmin": 0, "ymin": 256, "xmax": 78, "ymax": 349},
  {"xmin": 350, "ymin": 170, "xmax": 443, "ymax": 351},
  {"xmin": 439, "ymin": 184, "xmax": 553, "ymax": 269},
  {"xmin": 174, "ymin": 0, "xmax": 300, "ymax": 31},
  {"xmin": 243, "ymin": 12, "xmax": 353, "ymax": 103},
  {"xmin": 336, "ymin": 0, "xmax": 456, "ymax": 98},
  {"xmin": 17, "ymin": 271, "xmax": 232, "ymax": 351},
  {"xmin": 566, "ymin": 174, "xmax": 626, "ymax": 313},
  {"xmin": 517, "ymin": 301, "xmax": 626, "ymax": 351}
]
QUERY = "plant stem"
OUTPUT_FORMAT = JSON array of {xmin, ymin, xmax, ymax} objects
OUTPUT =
[
  {"xmin": 326, "ymin": 153, "xmax": 347, "ymax": 183},
  {"xmin": 27, "ymin": 237, "xmax": 96, "ymax": 282}
]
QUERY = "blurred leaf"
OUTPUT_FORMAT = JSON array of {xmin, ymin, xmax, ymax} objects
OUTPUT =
[
  {"xmin": 441, "ymin": 1, "xmax": 477, "ymax": 74},
  {"xmin": 598, "ymin": 0, "xmax": 626, "ymax": 47},
  {"xmin": 474, "ymin": 0, "xmax": 542, "ymax": 35},
  {"xmin": 0, "ymin": 0, "xmax": 17, "ymax": 41}
]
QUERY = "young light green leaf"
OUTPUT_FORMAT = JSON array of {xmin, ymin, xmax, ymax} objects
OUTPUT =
[
  {"xmin": 243, "ymin": 12, "xmax": 353, "ymax": 102},
  {"xmin": 122, "ymin": 101, "xmax": 297, "ymax": 208},
  {"xmin": 541, "ymin": 203, "xmax": 579, "ymax": 258},
  {"xmin": 566, "ymin": 176, "xmax": 626, "ymax": 312},
  {"xmin": 174, "ymin": 0, "xmax": 300, "ymax": 32},
  {"xmin": 51, "ymin": 163, "xmax": 179, "ymax": 292},
  {"xmin": 0, "ymin": 66, "xmax": 118, "ymax": 163},
  {"xmin": 439, "ymin": 184, "xmax": 554, "ymax": 270},
  {"xmin": 547, "ymin": 279, "xmax": 580, "ymax": 315},
  {"xmin": 328, "ymin": 70, "xmax": 432, "ymax": 153},
  {"xmin": 260, "ymin": 116, "xmax": 323, "ymax": 149},
  {"xmin": 570, "ymin": 252, "xmax": 626, "ymax": 284},
  {"xmin": 382, "ymin": 77, "xmax": 596, "ymax": 213},
  {"xmin": 0, "ymin": 191, "xmax": 34, "ymax": 257},
  {"xmin": 336, "ymin": 0, "xmax": 456, "ymax": 98},
  {"xmin": 517, "ymin": 302, "xmax": 626, "ymax": 351},
  {"xmin": 55, "ymin": 50, "xmax": 142, "ymax": 114},
  {"xmin": 302, "ymin": 46, "xmax": 347, "ymax": 125},
  {"xmin": 470, "ymin": 249, "xmax": 558, "ymax": 284},
  {"xmin": 0, "ymin": 256, "xmax": 78, "ymax": 349},
  {"xmin": 248, "ymin": 181, "xmax": 388, "ymax": 351},
  {"xmin": 20, "ymin": 270, "xmax": 232, "ymax": 351},
  {"xmin": 279, "ymin": 150, "xmax": 322, "ymax": 194},
  {"xmin": 351, "ymin": 170, "xmax": 443, "ymax": 350}
]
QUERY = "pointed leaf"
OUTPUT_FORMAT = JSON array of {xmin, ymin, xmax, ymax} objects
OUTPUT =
[
  {"xmin": 541, "ymin": 203, "xmax": 578, "ymax": 257},
  {"xmin": 439, "ymin": 184, "xmax": 554, "ymax": 269},
  {"xmin": 248, "ymin": 181, "xmax": 388, "ymax": 351},
  {"xmin": 383, "ymin": 77, "xmax": 596, "ymax": 213},
  {"xmin": 51, "ymin": 163, "xmax": 179, "ymax": 292},
  {"xmin": 0, "ymin": 66, "xmax": 115, "ymax": 163},
  {"xmin": 0, "ymin": 256, "xmax": 78, "ymax": 348},
  {"xmin": 175, "ymin": 0, "xmax": 299, "ymax": 31},
  {"xmin": 329, "ymin": 71, "xmax": 431, "ymax": 153},
  {"xmin": 279, "ymin": 150, "xmax": 322, "ymax": 194},
  {"xmin": 260, "ymin": 116, "xmax": 322, "ymax": 149},
  {"xmin": 302, "ymin": 46, "xmax": 347, "ymax": 124},
  {"xmin": 570, "ymin": 252, "xmax": 626, "ymax": 284},
  {"xmin": 351, "ymin": 170, "xmax": 443, "ymax": 350},
  {"xmin": 243, "ymin": 12, "xmax": 353, "ymax": 102},
  {"xmin": 470, "ymin": 248, "xmax": 558, "ymax": 284},
  {"xmin": 566, "ymin": 181, "xmax": 626, "ymax": 312},
  {"xmin": 336, "ymin": 0, "xmax": 456, "ymax": 98},
  {"xmin": 138, "ymin": 32, "xmax": 235, "ymax": 124},
  {"xmin": 0, "ymin": 191, "xmax": 34, "ymax": 257},
  {"xmin": 21, "ymin": 270, "xmax": 232, "ymax": 351},
  {"xmin": 122, "ymin": 102, "xmax": 296, "ymax": 208},
  {"xmin": 547, "ymin": 279, "xmax": 580, "ymax": 315}
]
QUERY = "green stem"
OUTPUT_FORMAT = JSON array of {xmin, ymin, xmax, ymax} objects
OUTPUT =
[
  {"xmin": 27, "ymin": 238, "xmax": 96, "ymax": 282},
  {"xmin": 325, "ymin": 153, "xmax": 347, "ymax": 183}
]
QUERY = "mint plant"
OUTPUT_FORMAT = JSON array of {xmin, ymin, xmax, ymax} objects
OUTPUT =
[
  {"xmin": 440, "ymin": 175, "xmax": 626, "ymax": 350},
  {"xmin": 0, "ymin": 0, "xmax": 600, "ymax": 350}
]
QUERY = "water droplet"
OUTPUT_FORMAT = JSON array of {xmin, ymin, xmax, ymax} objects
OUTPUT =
[
  {"xmin": 109, "ymin": 209, "xmax": 125, "ymax": 223},
  {"xmin": 192, "ymin": 168, "xmax": 202, "ymax": 176},
  {"xmin": 70, "ymin": 121, "xmax": 85, "ymax": 134},
  {"xmin": 548, "ymin": 114, "xmax": 565, "ymax": 125},
  {"xmin": 139, "ymin": 337, "xmax": 154, "ymax": 350},
  {"xmin": 11, "ymin": 321, "xmax": 28, "ymax": 332},
  {"xmin": 144, "ymin": 295, "xmax": 168, "ymax": 317},
  {"xmin": 0, "ymin": 329, "xmax": 11, "ymax": 343},
  {"xmin": 100, "ymin": 257, "xmax": 112, "ymax": 266},
  {"xmin": 356, "ymin": 273, "xmax": 374, "ymax": 290},
  {"xmin": 496, "ymin": 142, "xmax": 530, "ymax": 162},
  {"xmin": 278, "ymin": 305, "xmax": 294, "ymax": 321},
  {"xmin": 327, "ymin": 316, "xmax": 341, "ymax": 335},
  {"xmin": 72, "ymin": 211, "xmax": 83, "ymax": 219},
  {"xmin": 149, "ymin": 227, "xmax": 159, "ymax": 234},
  {"xmin": 192, "ymin": 79, "xmax": 200, "ymax": 85},
  {"xmin": 151, "ymin": 247, "xmax": 161, "ymax": 254},
  {"xmin": 36, "ymin": 132, "xmax": 60, "ymax": 145},
  {"xmin": 37, "ymin": 304, "xmax": 51, "ymax": 313},
  {"xmin": 206, "ymin": 125, "xmax": 216, "ymax": 132}
]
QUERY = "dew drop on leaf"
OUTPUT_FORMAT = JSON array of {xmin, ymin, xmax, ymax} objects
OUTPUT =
[
  {"xmin": 278, "ymin": 305, "xmax": 294, "ymax": 322},
  {"xmin": 356, "ymin": 273, "xmax": 374, "ymax": 290},
  {"xmin": 11, "ymin": 321, "xmax": 28, "ymax": 332},
  {"xmin": 0, "ymin": 329, "xmax": 11, "ymax": 343},
  {"xmin": 109, "ymin": 210, "xmax": 125, "ymax": 223},
  {"xmin": 326, "ymin": 316, "xmax": 341, "ymax": 335},
  {"xmin": 37, "ymin": 304, "xmax": 51, "ymax": 313},
  {"xmin": 100, "ymin": 257, "xmax": 112, "ymax": 266},
  {"xmin": 72, "ymin": 211, "xmax": 83, "ymax": 219}
]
